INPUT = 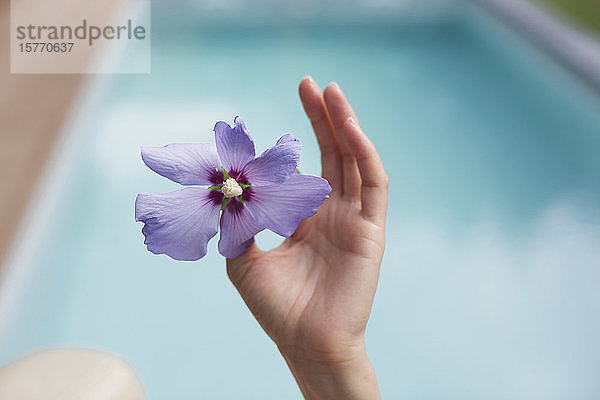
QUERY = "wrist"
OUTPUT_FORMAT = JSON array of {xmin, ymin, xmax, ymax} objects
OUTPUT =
[{"xmin": 279, "ymin": 339, "xmax": 380, "ymax": 400}]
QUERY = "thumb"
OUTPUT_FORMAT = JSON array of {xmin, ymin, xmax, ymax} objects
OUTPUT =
[{"xmin": 226, "ymin": 241, "xmax": 263, "ymax": 289}]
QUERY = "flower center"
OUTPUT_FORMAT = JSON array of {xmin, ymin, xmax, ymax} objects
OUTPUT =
[{"xmin": 221, "ymin": 177, "xmax": 243, "ymax": 198}]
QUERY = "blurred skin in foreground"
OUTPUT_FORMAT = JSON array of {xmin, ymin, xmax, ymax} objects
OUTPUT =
[{"xmin": 227, "ymin": 77, "xmax": 388, "ymax": 399}]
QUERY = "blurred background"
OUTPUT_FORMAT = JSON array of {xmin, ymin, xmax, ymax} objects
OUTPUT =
[{"xmin": 1, "ymin": 0, "xmax": 599, "ymax": 398}]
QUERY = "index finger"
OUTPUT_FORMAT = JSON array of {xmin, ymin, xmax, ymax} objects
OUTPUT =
[{"xmin": 298, "ymin": 76, "xmax": 342, "ymax": 189}]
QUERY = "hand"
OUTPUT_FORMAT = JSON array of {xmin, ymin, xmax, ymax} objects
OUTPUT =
[{"xmin": 226, "ymin": 77, "xmax": 388, "ymax": 399}]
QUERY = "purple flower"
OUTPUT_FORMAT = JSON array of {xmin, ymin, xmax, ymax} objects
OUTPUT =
[{"xmin": 135, "ymin": 116, "xmax": 331, "ymax": 260}]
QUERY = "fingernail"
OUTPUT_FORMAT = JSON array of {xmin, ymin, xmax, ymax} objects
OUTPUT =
[
  {"xmin": 346, "ymin": 116, "xmax": 356, "ymax": 125},
  {"xmin": 330, "ymin": 81, "xmax": 340, "ymax": 89},
  {"xmin": 302, "ymin": 75, "xmax": 314, "ymax": 83}
]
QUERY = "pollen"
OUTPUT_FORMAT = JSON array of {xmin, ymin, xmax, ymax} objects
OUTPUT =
[{"xmin": 221, "ymin": 177, "xmax": 243, "ymax": 198}]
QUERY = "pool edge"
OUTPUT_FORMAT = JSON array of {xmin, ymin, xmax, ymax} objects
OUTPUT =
[{"xmin": 472, "ymin": 0, "xmax": 600, "ymax": 94}]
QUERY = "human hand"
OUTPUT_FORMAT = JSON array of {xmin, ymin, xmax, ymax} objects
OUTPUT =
[{"xmin": 226, "ymin": 77, "xmax": 388, "ymax": 399}]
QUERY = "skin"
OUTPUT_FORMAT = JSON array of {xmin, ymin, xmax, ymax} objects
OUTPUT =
[{"xmin": 226, "ymin": 77, "xmax": 389, "ymax": 399}]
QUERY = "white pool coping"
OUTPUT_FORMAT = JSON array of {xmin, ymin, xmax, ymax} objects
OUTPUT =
[
  {"xmin": 473, "ymin": 0, "xmax": 600, "ymax": 93},
  {"xmin": 0, "ymin": 1, "xmax": 140, "ymax": 339},
  {"xmin": 0, "ymin": 76, "xmax": 113, "ymax": 340}
]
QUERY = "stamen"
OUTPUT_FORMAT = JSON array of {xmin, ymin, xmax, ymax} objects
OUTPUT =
[{"xmin": 221, "ymin": 177, "xmax": 243, "ymax": 198}]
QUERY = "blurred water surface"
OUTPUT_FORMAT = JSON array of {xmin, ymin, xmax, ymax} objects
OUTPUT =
[{"xmin": 1, "ymin": 2, "xmax": 600, "ymax": 399}]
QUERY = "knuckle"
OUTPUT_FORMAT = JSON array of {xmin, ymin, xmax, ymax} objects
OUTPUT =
[
  {"xmin": 382, "ymin": 173, "xmax": 390, "ymax": 189},
  {"xmin": 320, "ymin": 146, "xmax": 340, "ymax": 161}
]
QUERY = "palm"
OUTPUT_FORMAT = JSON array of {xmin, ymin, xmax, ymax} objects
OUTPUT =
[{"xmin": 227, "ymin": 79, "xmax": 388, "ymax": 364}]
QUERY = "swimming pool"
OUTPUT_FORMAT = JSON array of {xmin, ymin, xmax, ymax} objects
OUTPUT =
[{"xmin": 1, "ymin": 1, "xmax": 600, "ymax": 398}]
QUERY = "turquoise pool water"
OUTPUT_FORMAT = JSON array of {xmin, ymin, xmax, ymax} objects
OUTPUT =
[{"xmin": 2, "ymin": 2, "xmax": 600, "ymax": 399}]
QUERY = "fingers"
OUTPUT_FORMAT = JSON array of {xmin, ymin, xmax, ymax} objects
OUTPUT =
[
  {"xmin": 323, "ymin": 82, "xmax": 361, "ymax": 196},
  {"xmin": 298, "ymin": 76, "xmax": 342, "ymax": 190},
  {"xmin": 299, "ymin": 77, "xmax": 388, "ymax": 224},
  {"xmin": 226, "ymin": 242, "xmax": 263, "ymax": 289},
  {"xmin": 341, "ymin": 117, "xmax": 389, "ymax": 224}
]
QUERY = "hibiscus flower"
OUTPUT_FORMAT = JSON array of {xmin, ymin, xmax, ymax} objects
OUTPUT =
[{"xmin": 135, "ymin": 116, "xmax": 331, "ymax": 260}]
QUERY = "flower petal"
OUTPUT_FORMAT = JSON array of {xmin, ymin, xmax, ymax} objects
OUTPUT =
[
  {"xmin": 218, "ymin": 198, "xmax": 262, "ymax": 258},
  {"xmin": 141, "ymin": 143, "xmax": 223, "ymax": 185},
  {"xmin": 275, "ymin": 133, "xmax": 299, "ymax": 145},
  {"xmin": 242, "ymin": 133, "xmax": 301, "ymax": 186},
  {"xmin": 244, "ymin": 174, "xmax": 331, "ymax": 237},
  {"xmin": 135, "ymin": 188, "xmax": 223, "ymax": 261},
  {"xmin": 214, "ymin": 116, "xmax": 255, "ymax": 178}
]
